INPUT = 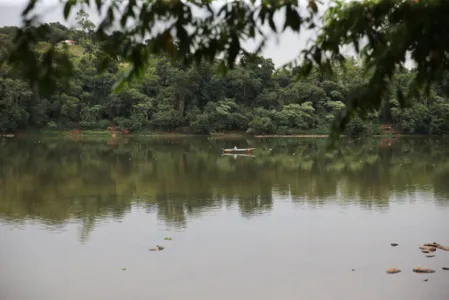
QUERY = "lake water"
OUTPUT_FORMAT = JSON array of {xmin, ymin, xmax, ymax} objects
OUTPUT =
[{"xmin": 1, "ymin": 135, "xmax": 449, "ymax": 300}]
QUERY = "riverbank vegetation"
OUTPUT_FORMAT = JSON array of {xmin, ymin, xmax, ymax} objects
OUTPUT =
[{"xmin": 1, "ymin": 11, "xmax": 449, "ymax": 137}]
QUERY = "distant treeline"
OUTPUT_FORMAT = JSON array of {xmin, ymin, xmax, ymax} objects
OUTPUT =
[{"xmin": 1, "ymin": 12, "xmax": 449, "ymax": 136}]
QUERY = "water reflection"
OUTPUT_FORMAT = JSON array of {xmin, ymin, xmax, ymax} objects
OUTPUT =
[{"xmin": 0, "ymin": 136, "xmax": 448, "ymax": 241}]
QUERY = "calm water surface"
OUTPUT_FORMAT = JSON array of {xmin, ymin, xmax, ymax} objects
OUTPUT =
[{"xmin": 1, "ymin": 136, "xmax": 449, "ymax": 300}]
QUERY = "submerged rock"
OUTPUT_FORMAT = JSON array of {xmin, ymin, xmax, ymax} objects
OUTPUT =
[
  {"xmin": 419, "ymin": 244, "xmax": 437, "ymax": 252},
  {"xmin": 424, "ymin": 243, "xmax": 440, "ymax": 247},
  {"xmin": 386, "ymin": 268, "xmax": 401, "ymax": 274},
  {"xmin": 149, "ymin": 245, "xmax": 165, "ymax": 251},
  {"xmin": 442, "ymin": 267, "xmax": 449, "ymax": 271},
  {"xmin": 426, "ymin": 255, "xmax": 435, "ymax": 258},
  {"xmin": 422, "ymin": 250, "xmax": 430, "ymax": 253},
  {"xmin": 420, "ymin": 246, "xmax": 436, "ymax": 253},
  {"xmin": 390, "ymin": 243, "xmax": 399, "ymax": 247},
  {"xmin": 413, "ymin": 267, "xmax": 435, "ymax": 274}
]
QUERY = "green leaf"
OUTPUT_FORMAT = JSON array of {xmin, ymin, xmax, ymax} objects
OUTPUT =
[
  {"xmin": 94, "ymin": 0, "xmax": 103, "ymax": 13},
  {"xmin": 284, "ymin": 6, "xmax": 302, "ymax": 31},
  {"xmin": 63, "ymin": 0, "xmax": 76, "ymax": 20},
  {"xmin": 268, "ymin": 13, "xmax": 277, "ymax": 32},
  {"xmin": 22, "ymin": 0, "xmax": 37, "ymax": 16}
]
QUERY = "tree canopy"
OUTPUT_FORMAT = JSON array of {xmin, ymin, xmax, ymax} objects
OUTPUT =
[
  {"xmin": 3, "ymin": 0, "xmax": 449, "ymax": 136},
  {"xmin": 2, "ymin": 21, "xmax": 449, "ymax": 136}
]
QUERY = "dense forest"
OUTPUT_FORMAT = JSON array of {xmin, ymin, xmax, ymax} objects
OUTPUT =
[{"xmin": 1, "ymin": 12, "xmax": 449, "ymax": 136}]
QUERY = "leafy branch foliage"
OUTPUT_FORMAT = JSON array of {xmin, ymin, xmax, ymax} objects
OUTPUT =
[
  {"xmin": 2, "ymin": 2, "xmax": 449, "ymax": 137},
  {"xmin": 12, "ymin": 0, "xmax": 316, "ymax": 93}
]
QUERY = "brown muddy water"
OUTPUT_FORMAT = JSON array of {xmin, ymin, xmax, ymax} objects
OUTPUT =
[{"xmin": 1, "ymin": 136, "xmax": 449, "ymax": 300}]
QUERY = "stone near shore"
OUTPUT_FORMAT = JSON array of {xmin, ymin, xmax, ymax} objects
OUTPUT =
[
  {"xmin": 424, "ymin": 243, "xmax": 440, "ymax": 247},
  {"xmin": 413, "ymin": 267, "xmax": 435, "ymax": 274},
  {"xmin": 386, "ymin": 268, "xmax": 401, "ymax": 274},
  {"xmin": 149, "ymin": 245, "xmax": 165, "ymax": 251},
  {"xmin": 420, "ymin": 242, "xmax": 449, "ymax": 251},
  {"xmin": 420, "ymin": 246, "xmax": 436, "ymax": 252}
]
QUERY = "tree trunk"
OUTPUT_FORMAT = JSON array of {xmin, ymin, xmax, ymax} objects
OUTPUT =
[{"xmin": 177, "ymin": 94, "xmax": 185, "ymax": 117}]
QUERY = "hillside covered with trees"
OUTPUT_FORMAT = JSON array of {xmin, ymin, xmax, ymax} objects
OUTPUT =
[{"xmin": 1, "ymin": 12, "xmax": 449, "ymax": 136}]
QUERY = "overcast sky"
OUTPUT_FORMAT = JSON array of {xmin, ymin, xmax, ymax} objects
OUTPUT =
[{"xmin": 0, "ymin": 0, "xmax": 323, "ymax": 68}]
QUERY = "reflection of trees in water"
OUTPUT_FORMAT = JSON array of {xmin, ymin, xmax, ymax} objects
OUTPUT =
[
  {"xmin": 433, "ymin": 170, "xmax": 449, "ymax": 206},
  {"xmin": 0, "ymin": 136, "xmax": 448, "ymax": 240}
]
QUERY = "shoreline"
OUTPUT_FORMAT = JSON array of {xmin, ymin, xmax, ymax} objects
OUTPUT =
[
  {"xmin": 254, "ymin": 134, "xmax": 329, "ymax": 138},
  {"xmin": 1, "ymin": 130, "xmax": 446, "ymax": 139}
]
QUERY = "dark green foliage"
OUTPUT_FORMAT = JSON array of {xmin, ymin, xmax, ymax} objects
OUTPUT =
[
  {"xmin": 4, "ymin": 0, "xmax": 449, "ymax": 137},
  {"xmin": 247, "ymin": 117, "xmax": 276, "ymax": 135},
  {"xmin": 1, "ymin": 18, "xmax": 449, "ymax": 135}
]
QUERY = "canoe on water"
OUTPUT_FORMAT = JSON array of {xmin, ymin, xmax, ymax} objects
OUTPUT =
[
  {"xmin": 222, "ymin": 153, "xmax": 255, "ymax": 158},
  {"xmin": 221, "ymin": 148, "xmax": 255, "ymax": 153}
]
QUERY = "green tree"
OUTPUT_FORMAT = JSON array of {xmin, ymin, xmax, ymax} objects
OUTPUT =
[
  {"xmin": 1, "ymin": 16, "xmax": 449, "ymax": 137},
  {"xmin": 9, "ymin": 0, "xmax": 449, "ymax": 137}
]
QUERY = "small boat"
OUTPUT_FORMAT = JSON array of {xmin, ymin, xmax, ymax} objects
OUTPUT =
[
  {"xmin": 222, "ymin": 153, "xmax": 255, "ymax": 158},
  {"xmin": 221, "ymin": 147, "xmax": 255, "ymax": 153}
]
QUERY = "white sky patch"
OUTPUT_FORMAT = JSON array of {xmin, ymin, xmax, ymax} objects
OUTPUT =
[{"xmin": 0, "ymin": 0, "xmax": 363, "ymax": 68}]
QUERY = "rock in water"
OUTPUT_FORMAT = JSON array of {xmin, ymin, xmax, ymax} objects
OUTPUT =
[
  {"xmin": 386, "ymin": 268, "xmax": 401, "ymax": 274},
  {"xmin": 420, "ymin": 245, "xmax": 437, "ymax": 251},
  {"xmin": 156, "ymin": 245, "xmax": 164, "ymax": 251},
  {"xmin": 413, "ymin": 267, "xmax": 435, "ymax": 274},
  {"xmin": 424, "ymin": 243, "xmax": 440, "ymax": 247},
  {"xmin": 390, "ymin": 243, "xmax": 399, "ymax": 247},
  {"xmin": 437, "ymin": 245, "xmax": 449, "ymax": 251},
  {"xmin": 149, "ymin": 248, "xmax": 158, "ymax": 251},
  {"xmin": 420, "ymin": 246, "xmax": 436, "ymax": 253},
  {"xmin": 442, "ymin": 267, "xmax": 449, "ymax": 271},
  {"xmin": 426, "ymin": 255, "xmax": 435, "ymax": 258}
]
